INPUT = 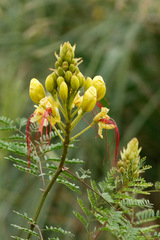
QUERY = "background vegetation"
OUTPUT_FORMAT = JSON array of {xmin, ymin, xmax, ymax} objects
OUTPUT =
[{"xmin": 0, "ymin": 0, "xmax": 160, "ymax": 239}]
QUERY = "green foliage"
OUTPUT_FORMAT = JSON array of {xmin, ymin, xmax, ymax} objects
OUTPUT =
[
  {"xmin": 1, "ymin": 117, "xmax": 160, "ymax": 239},
  {"xmin": 44, "ymin": 226, "xmax": 74, "ymax": 237},
  {"xmin": 74, "ymin": 164, "xmax": 160, "ymax": 239},
  {"xmin": 11, "ymin": 225, "xmax": 39, "ymax": 238}
]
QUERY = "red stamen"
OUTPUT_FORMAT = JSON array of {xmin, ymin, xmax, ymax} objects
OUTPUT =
[
  {"xmin": 100, "ymin": 118, "xmax": 120, "ymax": 166},
  {"xmin": 26, "ymin": 108, "xmax": 53, "ymax": 169},
  {"xmin": 96, "ymin": 101, "xmax": 103, "ymax": 109}
]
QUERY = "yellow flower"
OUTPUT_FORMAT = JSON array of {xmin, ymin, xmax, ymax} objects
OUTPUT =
[
  {"xmin": 93, "ymin": 107, "xmax": 110, "ymax": 123},
  {"xmin": 30, "ymin": 96, "xmax": 60, "ymax": 129},
  {"xmin": 93, "ymin": 107, "xmax": 116, "ymax": 138},
  {"xmin": 98, "ymin": 121, "xmax": 115, "ymax": 139},
  {"xmin": 73, "ymin": 91, "xmax": 83, "ymax": 108},
  {"xmin": 92, "ymin": 76, "xmax": 106, "ymax": 101},
  {"xmin": 81, "ymin": 86, "xmax": 97, "ymax": 112},
  {"xmin": 29, "ymin": 78, "xmax": 46, "ymax": 104}
]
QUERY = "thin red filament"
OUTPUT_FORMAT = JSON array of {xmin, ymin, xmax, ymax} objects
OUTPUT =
[{"xmin": 26, "ymin": 108, "xmax": 52, "ymax": 169}]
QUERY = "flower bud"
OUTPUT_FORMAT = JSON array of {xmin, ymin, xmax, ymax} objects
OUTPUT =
[
  {"xmin": 45, "ymin": 73, "xmax": 57, "ymax": 93},
  {"xmin": 119, "ymin": 167, "xmax": 125, "ymax": 174},
  {"xmin": 57, "ymin": 76, "xmax": 65, "ymax": 87},
  {"xmin": 29, "ymin": 78, "xmax": 45, "ymax": 104},
  {"xmin": 71, "ymin": 75, "xmax": 79, "ymax": 90},
  {"xmin": 69, "ymin": 64, "xmax": 76, "ymax": 73},
  {"xmin": 60, "ymin": 43, "xmax": 68, "ymax": 59},
  {"xmin": 64, "ymin": 51, "xmax": 72, "ymax": 63},
  {"xmin": 118, "ymin": 160, "xmax": 124, "ymax": 168},
  {"xmin": 59, "ymin": 81, "xmax": 68, "ymax": 102},
  {"xmin": 77, "ymin": 72, "xmax": 85, "ymax": 88},
  {"xmin": 74, "ymin": 66, "xmax": 80, "ymax": 74},
  {"xmin": 62, "ymin": 61, "xmax": 69, "ymax": 71},
  {"xmin": 57, "ymin": 66, "xmax": 64, "ymax": 76},
  {"xmin": 58, "ymin": 57, "xmax": 63, "ymax": 65},
  {"xmin": 81, "ymin": 86, "xmax": 97, "ymax": 112},
  {"xmin": 85, "ymin": 77, "xmax": 93, "ymax": 91},
  {"xmin": 65, "ymin": 70, "xmax": 72, "ymax": 84},
  {"xmin": 60, "ymin": 42, "xmax": 74, "ymax": 62},
  {"xmin": 71, "ymin": 58, "xmax": 77, "ymax": 65},
  {"xmin": 92, "ymin": 76, "xmax": 106, "ymax": 101},
  {"xmin": 55, "ymin": 60, "xmax": 60, "ymax": 69}
]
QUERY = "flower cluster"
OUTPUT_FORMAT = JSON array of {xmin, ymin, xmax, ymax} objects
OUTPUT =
[
  {"xmin": 118, "ymin": 138, "xmax": 142, "ymax": 181},
  {"xmin": 27, "ymin": 42, "xmax": 119, "ymax": 165}
]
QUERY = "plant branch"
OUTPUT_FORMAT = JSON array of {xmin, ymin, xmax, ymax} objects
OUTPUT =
[
  {"xmin": 70, "ymin": 122, "xmax": 95, "ymax": 141},
  {"xmin": 27, "ymin": 121, "xmax": 71, "ymax": 239}
]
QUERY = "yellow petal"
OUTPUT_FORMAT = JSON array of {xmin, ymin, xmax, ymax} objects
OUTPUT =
[{"xmin": 93, "ymin": 107, "xmax": 110, "ymax": 123}]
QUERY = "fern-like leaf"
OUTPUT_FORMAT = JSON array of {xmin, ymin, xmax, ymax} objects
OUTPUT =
[
  {"xmin": 120, "ymin": 198, "xmax": 153, "ymax": 208},
  {"xmin": 6, "ymin": 155, "xmax": 38, "ymax": 170},
  {"xmin": 77, "ymin": 198, "xmax": 90, "ymax": 217},
  {"xmin": 11, "ymin": 224, "xmax": 39, "ymax": 238},
  {"xmin": 48, "ymin": 238, "xmax": 60, "ymax": 240},
  {"xmin": 13, "ymin": 164, "xmax": 37, "ymax": 175},
  {"xmin": 73, "ymin": 211, "xmax": 88, "ymax": 228},
  {"xmin": 56, "ymin": 177, "xmax": 81, "ymax": 193},
  {"xmin": 135, "ymin": 209, "xmax": 160, "ymax": 225},
  {"xmin": 13, "ymin": 210, "xmax": 37, "ymax": 224},
  {"xmin": 11, "ymin": 237, "xmax": 26, "ymax": 240},
  {"xmin": 44, "ymin": 226, "xmax": 74, "ymax": 237}
]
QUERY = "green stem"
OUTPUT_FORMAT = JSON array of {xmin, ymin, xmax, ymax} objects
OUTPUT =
[
  {"xmin": 70, "ymin": 122, "xmax": 95, "ymax": 141},
  {"xmin": 71, "ymin": 106, "xmax": 81, "ymax": 119},
  {"xmin": 52, "ymin": 124, "xmax": 64, "ymax": 142},
  {"xmin": 70, "ymin": 110, "xmax": 84, "ymax": 131},
  {"xmin": 27, "ymin": 121, "xmax": 71, "ymax": 239}
]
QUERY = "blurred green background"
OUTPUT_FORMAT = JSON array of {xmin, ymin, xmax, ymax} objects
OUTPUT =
[{"xmin": 0, "ymin": 0, "xmax": 160, "ymax": 239}]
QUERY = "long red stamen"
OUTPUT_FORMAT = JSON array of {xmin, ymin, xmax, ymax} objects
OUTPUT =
[
  {"xmin": 26, "ymin": 108, "xmax": 53, "ymax": 169},
  {"xmin": 96, "ymin": 101, "xmax": 103, "ymax": 109},
  {"xmin": 100, "ymin": 118, "xmax": 120, "ymax": 166}
]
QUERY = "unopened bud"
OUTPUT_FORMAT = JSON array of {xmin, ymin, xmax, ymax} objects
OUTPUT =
[
  {"xmin": 71, "ymin": 75, "xmax": 79, "ymax": 90},
  {"xmin": 118, "ymin": 160, "xmax": 124, "ymax": 168},
  {"xmin": 57, "ymin": 67, "xmax": 64, "ymax": 76},
  {"xmin": 45, "ymin": 73, "xmax": 57, "ymax": 93},
  {"xmin": 69, "ymin": 64, "xmax": 76, "ymax": 73},
  {"xmin": 119, "ymin": 167, "xmax": 125, "ymax": 174},
  {"xmin": 65, "ymin": 70, "xmax": 72, "ymax": 84},
  {"xmin": 92, "ymin": 76, "xmax": 106, "ymax": 101},
  {"xmin": 55, "ymin": 61, "xmax": 60, "ymax": 69},
  {"xmin": 60, "ymin": 43, "xmax": 68, "ymax": 59},
  {"xmin": 29, "ymin": 78, "xmax": 45, "ymax": 104},
  {"xmin": 133, "ymin": 172, "xmax": 139, "ymax": 178},
  {"xmin": 62, "ymin": 61, "xmax": 69, "ymax": 71},
  {"xmin": 81, "ymin": 86, "xmax": 97, "ymax": 112},
  {"xmin": 77, "ymin": 72, "xmax": 84, "ymax": 88},
  {"xmin": 57, "ymin": 76, "xmax": 65, "ymax": 87},
  {"xmin": 85, "ymin": 77, "xmax": 93, "ymax": 91},
  {"xmin": 59, "ymin": 81, "xmax": 68, "ymax": 102}
]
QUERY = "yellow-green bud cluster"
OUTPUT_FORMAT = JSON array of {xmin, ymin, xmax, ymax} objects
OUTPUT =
[
  {"xmin": 30, "ymin": 42, "xmax": 107, "ymax": 119},
  {"xmin": 118, "ymin": 138, "xmax": 142, "ymax": 181},
  {"xmin": 46, "ymin": 42, "xmax": 86, "ymax": 103}
]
